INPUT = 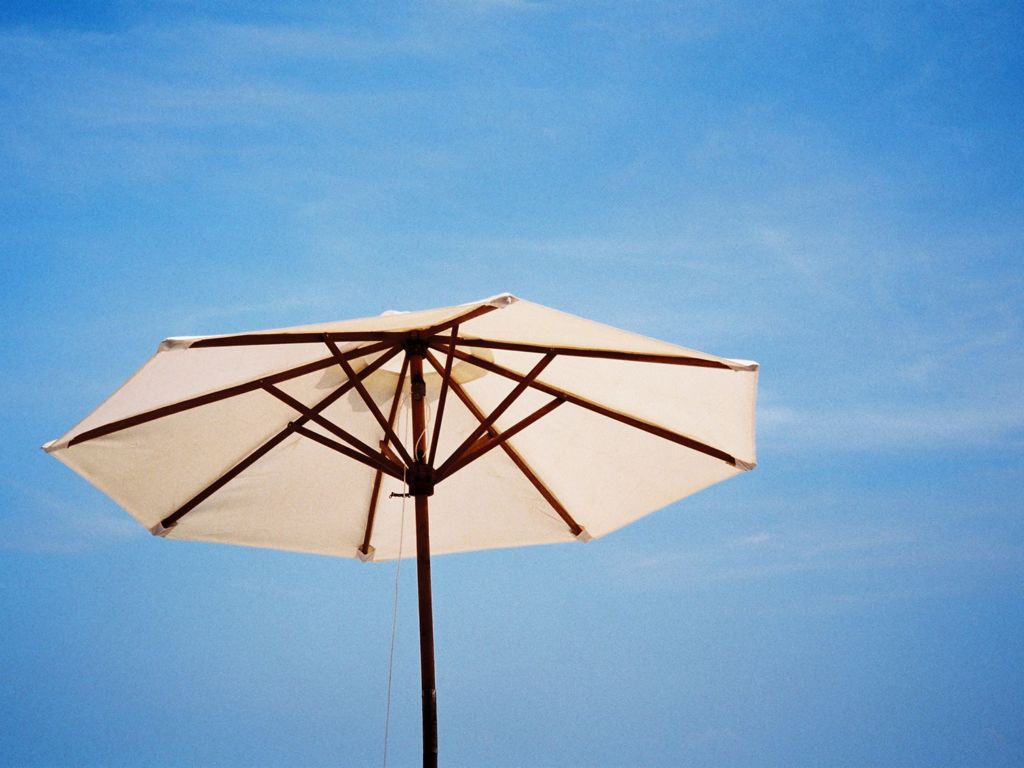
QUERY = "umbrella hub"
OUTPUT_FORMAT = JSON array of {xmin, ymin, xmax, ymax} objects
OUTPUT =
[
  {"xmin": 403, "ymin": 333, "xmax": 430, "ymax": 359},
  {"xmin": 407, "ymin": 460, "xmax": 435, "ymax": 497}
]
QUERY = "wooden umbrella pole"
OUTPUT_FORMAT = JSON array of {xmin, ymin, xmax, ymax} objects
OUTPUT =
[
  {"xmin": 408, "ymin": 346, "xmax": 438, "ymax": 768},
  {"xmin": 414, "ymin": 492, "xmax": 437, "ymax": 768}
]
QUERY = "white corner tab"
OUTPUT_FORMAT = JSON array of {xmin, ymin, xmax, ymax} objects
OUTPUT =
[
  {"xmin": 575, "ymin": 529, "xmax": 592, "ymax": 543},
  {"xmin": 484, "ymin": 292, "xmax": 518, "ymax": 307},
  {"xmin": 357, "ymin": 545, "xmax": 375, "ymax": 562},
  {"xmin": 727, "ymin": 358, "xmax": 759, "ymax": 372},
  {"xmin": 735, "ymin": 459, "xmax": 756, "ymax": 471},
  {"xmin": 159, "ymin": 337, "xmax": 198, "ymax": 352},
  {"xmin": 149, "ymin": 521, "xmax": 173, "ymax": 537}
]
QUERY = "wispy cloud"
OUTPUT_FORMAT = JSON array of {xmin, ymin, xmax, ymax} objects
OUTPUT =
[
  {"xmin": 166, "ymin": 291, "xmax": 342, "ymax": 332},
  {"xmin": 183, "ymin": 21, "xmax": 440, "ymax": 60},
  {"xmin": 732, "ymin": 531, "xmax": 775, "ymax": 547},
  {"xmin": 613, "ymin": 520, "xmax": 1023, "ymax": 603},
  {"xmin": 448, "ymin": 0, "xmax": 546, "ymax": 12},
  {"xmin": 760, "ymin": 396, "xmax": 1024, "ymax": 452},
  {"xmin": 0, "ymin": 476, "xmax": 140, "ymax": 554}
]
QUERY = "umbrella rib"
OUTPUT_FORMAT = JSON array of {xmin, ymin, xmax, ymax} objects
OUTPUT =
[
  {"xmin": 261, "ymin": 382, "xmax": 403, "ymax": 478},
  {"xmin": 158, "ymin": 345, "xmax": 403, "ymax": 530},
  {"xmin": 434, "ymin": 352, "xmax": 555, "ymax": 480},
  {"xmin": 443, "ymin": 347, "xmax": 741, "ymax": 467},
  {"xmin": 426, "ymin": 326, "xmax": 458, "ymax": 468},
  {"xmin": 185, "ymin": 302, "xmax": 501, "ymax": 349},
  {"xmin": 418, "ymin": 303, "xmax": 500, "ymax": 337},
  {"xmin": 359, "ymin": 356, "xmax": 409, "ymax": 559},
  {"xmin": 188, "ymin": 331, "xmax": 405, "ymax": 348},
  {"xmin": 67, "ymin": 339, "xmax": 397, "ymax": 448},
  {"xmin": 424, "ymin": 352, "xmax": 583, "ymax": 537},
  {"xmin": 434, "ymin": 337, "xmax": 749, "ymax": 370},
  {"xmin": 435, "ymin": 397, "xmax": 565, "ymax": 482},
  {"xmin": 158, "ymin": 428, "xmax": 296, "ymax": 532},
  {"xmin": 326, "ymin": 339, "xmax": 416, "ymax": 468},
  {"xmin": 91, "ymin": 306, "xmax": 500, "ymax": 445}
]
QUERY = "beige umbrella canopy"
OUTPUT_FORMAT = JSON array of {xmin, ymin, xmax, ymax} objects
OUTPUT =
[{"xmin": 45, "ymin": 293, "xmax": 758, "ymax": 767}]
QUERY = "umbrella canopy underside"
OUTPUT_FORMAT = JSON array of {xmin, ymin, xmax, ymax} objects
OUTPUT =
[{"xmin": 46, "ymin": 294, "xmax": 758, "ymax": 560}]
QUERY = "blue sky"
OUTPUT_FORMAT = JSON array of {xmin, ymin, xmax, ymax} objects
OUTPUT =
[{"xmin": 2, "ymin": 2, "xmax": 1022, "ymax": 766}]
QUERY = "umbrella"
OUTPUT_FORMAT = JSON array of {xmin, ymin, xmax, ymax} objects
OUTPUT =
[{"xmin": 44, "ymin": 293, "xmax": 758, "ymax": 766}]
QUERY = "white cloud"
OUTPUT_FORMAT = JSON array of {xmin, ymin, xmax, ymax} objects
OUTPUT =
[
  {"xmin": 447, "ymin": 0, "xmax": 546, "ymax": 12},
  {"xmin": 732, "ymin": 531, "xmax": 775, "ymax": 547},
  {"xmin": 616, "ymin": 522, "xmax": 1022, "ymax": 602},
  {"xmin": 0, "ymin": 476, "xmax": 141, "ymax": 554},
  {"xmin": 760, "ymin": 398, "xmax": 1024, "ymax": 453}
]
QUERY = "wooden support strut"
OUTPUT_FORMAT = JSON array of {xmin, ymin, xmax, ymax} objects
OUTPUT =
[
  {"xmin": 155, "ymin": 345, "xmax": 402, "ymax": 532},
  {"xmin": 426, "ymin": 325, "xmax": 458, "ymax": 469},
  {"xmin": 434, "ymin": 396, "xmax": 565, "ymax": 482},
  {"xmin": 261, "ymin": 382, "xmax": 402, "ymax": 478},
  {"xmin": 423, "ymin": 351, "xmax": 584, "ymax": 538},
  {"xmin": 358, "ymin": 356, "xmax": 409, "ymax": 560},
  {"xmin": 433, "ymin": 352, "xmax": 555, "ymax": 480},
  {"xmin": 326, "ymin": 338, "xmax": 415, "ymax": 468}
]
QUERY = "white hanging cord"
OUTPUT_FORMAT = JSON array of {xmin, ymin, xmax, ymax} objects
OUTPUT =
[
  {"xmin": 418, "ymin": 397, "xmax": 432, "ymax": 459},
  {"xmin": 381, "ymin": 461, "xmax": 406, "ymax": 768},
  {"xmin": 382, "ymin": 385, "xmax": 415, "ymax": 768}
]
